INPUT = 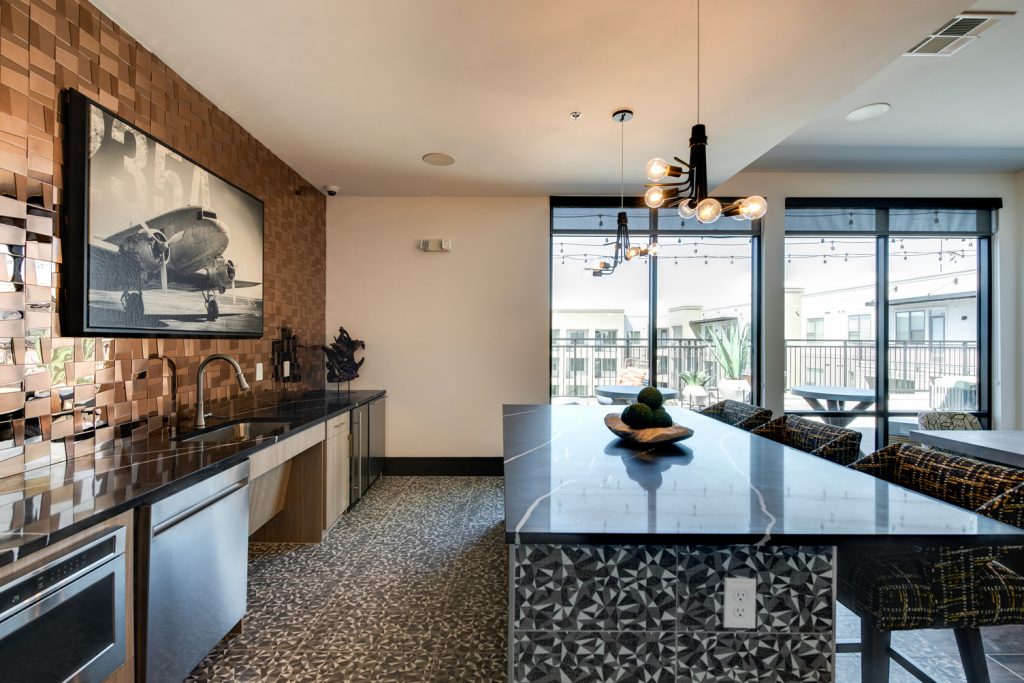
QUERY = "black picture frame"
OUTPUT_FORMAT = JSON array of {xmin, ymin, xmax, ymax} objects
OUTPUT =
[{"xmin": 61, "ymin": 88, "xmax": 265, "ymax": 339}]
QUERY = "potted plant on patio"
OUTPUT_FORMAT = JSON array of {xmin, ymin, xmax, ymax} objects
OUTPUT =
[
  {"xmin": 706, "ymin": 324, "xmax": 751, "ymax": 402},
  {"xmin": 679, "ymin": 370, "xmax": 710, "ymax": 408}
]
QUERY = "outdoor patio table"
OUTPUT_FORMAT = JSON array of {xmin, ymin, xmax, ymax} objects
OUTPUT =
[
  {"xmin": 909, "ymin": 429, "xmax": 1024, "ymax": 468},
  {"xmin": 595, "ymin": 385, "xmax": 679, "ymax": 405},
  {"xmin": 790, "ymin": 385, "xmax": 874, "ymax": 427}
]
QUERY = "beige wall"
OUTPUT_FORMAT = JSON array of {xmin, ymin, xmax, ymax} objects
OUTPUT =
[
  {"xmin": 717, "ymin": 171, "xmax": 1020, "ymax": 427},
  {"xmin": 326, "ymin": 197, "xmax": 550, "ymax": 458}
]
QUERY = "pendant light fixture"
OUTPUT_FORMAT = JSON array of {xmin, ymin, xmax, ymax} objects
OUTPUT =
[
  {"xmin": 642, "ymin": 0, "xmax": 766, "ymax": 223},
  {"xmin": 588, "ymin": 109, "xmax": 657, "ymax": 277}
]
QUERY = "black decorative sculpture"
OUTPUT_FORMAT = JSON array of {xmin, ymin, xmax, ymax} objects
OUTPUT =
[{"xmin": 322, "ymin": 326, "xmax": 365, "ymax": 383}]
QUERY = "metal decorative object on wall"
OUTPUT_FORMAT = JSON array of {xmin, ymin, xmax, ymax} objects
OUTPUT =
[
  {"xmin": 322, "ymin": 326, "xmax": 365, "ymax": 383},
  {"xmin": 272, "ymin": 327, "xmax": 302, "ymax": 383},
  {"xmin": 62, "ymin": 89, "xmax": 265, "ymax": 338}
]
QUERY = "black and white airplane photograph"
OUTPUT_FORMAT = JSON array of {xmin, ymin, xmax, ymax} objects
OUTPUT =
[{"xmin": 83, "ymin": 100, "xmax": 264, "ymax": 336}]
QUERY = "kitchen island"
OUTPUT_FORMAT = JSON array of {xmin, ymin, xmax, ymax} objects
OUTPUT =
[{"xmin": 503, "ymin": 404, "xmax": 1024, "ymax": 682}]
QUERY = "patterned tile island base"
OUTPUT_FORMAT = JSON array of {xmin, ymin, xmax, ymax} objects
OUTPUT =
[{"xmin": 510, "ymin": 544, "xmax": 835, "ymax": 682}]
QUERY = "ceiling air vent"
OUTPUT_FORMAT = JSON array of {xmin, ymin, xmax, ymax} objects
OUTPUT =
[{"xmin": 905, "ymin": 11, "xmax": 1013, "ymax": 57}]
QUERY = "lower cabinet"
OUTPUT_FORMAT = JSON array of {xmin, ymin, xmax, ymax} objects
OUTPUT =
[{"xmin": 324, "ymin": 412, "xmax": 351, "ymax": 529}]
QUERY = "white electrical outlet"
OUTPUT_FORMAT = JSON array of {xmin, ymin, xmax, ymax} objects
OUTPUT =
[
  {"xmin": 255, "ymin": 363, "xmax": 263, "ymax": 381},
  {"xmin": 723, "ymin": 577, "xmax": 757, "ymax": 629},
  {"xmin": 283, "ymin": 360, "xmax": 290, "ymax": 378}
]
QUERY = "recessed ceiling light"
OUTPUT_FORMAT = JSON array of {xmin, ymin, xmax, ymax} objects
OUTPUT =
[
  {"xmin": 846, "ymin": 103, "xmax": 891, "ymax": 122},
  {"xmin": 422, "ymin": 152, "xmax": 455, "ymax": 166}
]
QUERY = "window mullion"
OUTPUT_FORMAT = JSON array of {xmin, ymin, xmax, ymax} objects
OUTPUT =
[
  {"xmin": 648, "ymin": 207, "xmax": 658, "ymax": 387},
  {"xmin": 875, "ymin": 211, "xmax": 890, "ymax": 450}
]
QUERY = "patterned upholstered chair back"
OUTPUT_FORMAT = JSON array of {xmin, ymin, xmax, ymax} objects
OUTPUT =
[
  {"xmin": 851, "ymin": 443, "xmax": 1024, "ymax": 519},
  {"xmin": 843, "ymin": 443, "xmax": 1024, "ymax": 639},
  {"xmin": 699, "ymin": 400, "xmax": 772, "ymax": 431},
  {"xmin": 917, "ymin": 411, "xmax": 983, "ymax": 431},
  {"xmin": 751, "ymin": 415, "xmax": 862, "ymax": 466}
]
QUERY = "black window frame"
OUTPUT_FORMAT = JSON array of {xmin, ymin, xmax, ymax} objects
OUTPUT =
[
  {"xmin": 784, "ymin": 198, "xmax": 999, "ymax": 448},
  {"xmin": 550, "ymin": 196, "xmax": 764, "ymax": 403}
]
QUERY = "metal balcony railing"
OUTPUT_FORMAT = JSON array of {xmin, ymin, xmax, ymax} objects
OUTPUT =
[
  {"xmin": 784, "ymin": 339, "xmax": 977, "ymax": 393},
  {"xmin": 550, "ymin": 337, "xmax": 978, "ymax": 404},
  {"xmin": 550, "ymin": 337, "xmax": 740, "ymax": 400}
]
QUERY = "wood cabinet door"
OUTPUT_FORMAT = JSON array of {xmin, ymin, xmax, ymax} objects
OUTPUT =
[{"xmin": 324, "ymin": 430, "xmax": 350, "ymax": 528}]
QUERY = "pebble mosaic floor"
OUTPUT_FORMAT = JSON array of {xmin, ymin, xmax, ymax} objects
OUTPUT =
[
  {"xmin": 186, "ymin": 476, "xmax": 506, "ymax": 682},
  {"xmin": 186, "ymin": 475, "xmax": 1024, "ymax": 682}
]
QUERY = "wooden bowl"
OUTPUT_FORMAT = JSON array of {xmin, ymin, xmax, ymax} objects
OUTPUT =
[{"xmin": 604, "ymin": 414, "xmax": 695, "ymax": 445}]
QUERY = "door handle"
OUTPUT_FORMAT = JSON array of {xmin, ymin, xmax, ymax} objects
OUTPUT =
[{"xmin": 153, "ymin": 481, "xmax": 247, "ymax": 536}]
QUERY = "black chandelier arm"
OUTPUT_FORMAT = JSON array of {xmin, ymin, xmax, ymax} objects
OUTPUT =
[
  {"xmin": 672, "ymin": 156, "xmax": 690, "ymax": 168},
  {"xmin": 667, "ymin": 195, "xmax": 695, "ymax": 208},
  {"xmin": 643, "ymin": 181, "xmax": 692, "ymax": 188}
]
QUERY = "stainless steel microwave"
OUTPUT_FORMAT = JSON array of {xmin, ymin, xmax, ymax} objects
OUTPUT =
[{"xmin": 0, "ymin": 526, "xmax": 128, "ymax": 682}]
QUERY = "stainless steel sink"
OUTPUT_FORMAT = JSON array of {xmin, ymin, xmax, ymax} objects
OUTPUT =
[{"xmin": 178, "ymin": 420, "xmax": 292, "ymax": 444}]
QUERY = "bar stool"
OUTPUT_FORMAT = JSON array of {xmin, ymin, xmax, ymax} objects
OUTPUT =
[{"xmin": 841, "ymin": 443, "xmax": 1024, "ymax": 682}]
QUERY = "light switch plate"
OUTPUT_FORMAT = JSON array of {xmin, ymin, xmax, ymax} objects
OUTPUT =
[
  {"xmin": 723, "ymin": 577, "xmax": 757, "ymax": 629},
  {"xmin": 255, "ymin": 363, "xmax": 263, "ymax": 381}
]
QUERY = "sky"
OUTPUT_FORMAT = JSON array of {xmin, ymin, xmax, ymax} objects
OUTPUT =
[
  {"xmin": 552, "ymin": 236, "xmax": 753, "ymax": 318},
  {"xmin": 552, "ymin": 234, "xmax": 977, "ymax": 320}
]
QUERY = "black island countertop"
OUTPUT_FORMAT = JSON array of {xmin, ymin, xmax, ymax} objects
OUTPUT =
[
  {"xmin": 503, "ymin": 404, "xmax": 1024, "ymax": 546},
  {"xmin": 0, "ymin": 389, "xmax": 385, "ymax": 566}
]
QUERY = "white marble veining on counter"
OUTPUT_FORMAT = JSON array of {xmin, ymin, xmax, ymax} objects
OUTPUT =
[{"xmin": 502, "ymin": 404, "xmax": 1024, "ymax": 545}]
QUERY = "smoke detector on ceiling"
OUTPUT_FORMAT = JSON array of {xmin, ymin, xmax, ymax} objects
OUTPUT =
[{"xmin": 905, "ymin": 11, "xmax": 1014, "ymax": 57}]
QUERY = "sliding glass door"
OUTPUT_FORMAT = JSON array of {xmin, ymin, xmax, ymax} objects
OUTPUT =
[
  {"xmin": 656, "ymin": 235, "xmax": 755, "ymax": 408},
  {"xmin": 783, "ymin": 236, "xmax": 877, "ymax": 449},
  {"xmin": 550, "ymin": 206, "xmax": 651, "ymax": 403}
]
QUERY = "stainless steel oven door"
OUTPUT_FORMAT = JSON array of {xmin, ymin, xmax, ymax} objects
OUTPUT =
[{"xmin": 0, "ymin": 527, "xmax": 127, "ymax": 683}]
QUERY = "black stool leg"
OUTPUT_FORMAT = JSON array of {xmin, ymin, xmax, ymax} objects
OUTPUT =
[
  {"xmin": 861, "ymin": 621, "xmax": 891, "ymax": 683},
  {"xmin": 954, "ymin": 628, "xmax": 990, "ymax": 683}
]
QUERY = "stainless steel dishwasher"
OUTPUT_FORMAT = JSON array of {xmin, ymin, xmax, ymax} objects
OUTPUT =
[{"xmin": 136, "ymin": 461, "xmax": 250, "ymax": 683}]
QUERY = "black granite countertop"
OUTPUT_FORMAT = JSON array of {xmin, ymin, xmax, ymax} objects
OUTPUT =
[
  {"xmin": 0, "ymin": 389, "xmax": 385, "ymax": 566},
  {"xmin": 503, "ymin": 404, "xmax": 1024, "ymax": 546}
]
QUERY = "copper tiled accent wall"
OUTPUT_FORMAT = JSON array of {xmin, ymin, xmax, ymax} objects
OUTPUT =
[{"xmin": 0, "ymin": 0, "xmax": 326, "ymax": 464}]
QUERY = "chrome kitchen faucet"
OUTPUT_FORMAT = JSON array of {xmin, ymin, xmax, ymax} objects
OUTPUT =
[{"xmin": 195, "ymin": 354, "xmax": 250, "ymax": 430}]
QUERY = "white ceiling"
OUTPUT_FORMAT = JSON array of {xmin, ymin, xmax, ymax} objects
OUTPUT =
[
  {"xmin": 750, "ymin": 0, "xmax": 1024, "ymax": 173},
  {"xmin": 94, "ymin": 0, "xmax": 969, "ymax": 195}
]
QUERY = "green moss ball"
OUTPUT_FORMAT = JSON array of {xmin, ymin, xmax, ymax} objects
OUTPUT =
[
  {"xmin": 636, "ymin": 386, "xmax": 664, "ymax": 410},
  {"xmin": 651, "ymin": 408, "xmax": 673, "ymax": 428},
  {"xmin": 621, "ymin": 403, "xmax": 654, "ymax": 429}
]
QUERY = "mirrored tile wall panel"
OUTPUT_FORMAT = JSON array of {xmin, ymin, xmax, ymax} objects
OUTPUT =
[{"xmin": 0, "ymin": 0, "xmax": 327, "ymax": 476}]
